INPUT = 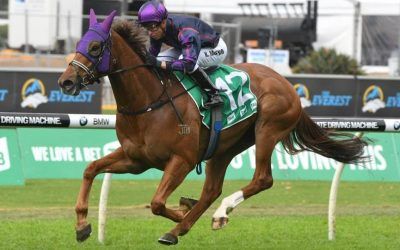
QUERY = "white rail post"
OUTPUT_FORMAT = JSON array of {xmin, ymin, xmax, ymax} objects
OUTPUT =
[
  {"xmin": 328, "ymin": 132, "xmax": 364, "ymax": 240},
  {"xmin": 98, "ymin": 173, "xmax": 112, "ymax": 244}
]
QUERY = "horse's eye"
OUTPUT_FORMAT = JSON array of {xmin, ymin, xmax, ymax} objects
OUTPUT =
[{"xmin": 88, "ymin": 41, "xmax": 102, "ymax": 57}]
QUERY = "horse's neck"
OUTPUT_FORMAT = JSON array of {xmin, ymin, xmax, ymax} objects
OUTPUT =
[{"xmin": 108, "ymin": 33, "xmax": 161, "ymax": 111}]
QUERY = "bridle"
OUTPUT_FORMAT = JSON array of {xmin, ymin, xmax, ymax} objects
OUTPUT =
[{"xmin": 69, "ymin": 29, "xmax": 115, "ymax": 88}]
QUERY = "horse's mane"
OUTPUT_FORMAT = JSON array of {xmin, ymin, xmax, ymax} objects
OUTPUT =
[{"xmin": 112, "ymin": 19, "xmax": 148, "ymax": 61}]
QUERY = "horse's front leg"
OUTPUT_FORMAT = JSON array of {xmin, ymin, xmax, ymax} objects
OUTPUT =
[
  {"xmin": 75, "ymin": 147, "xmax": 148, "ymax": 242},
  {"xmin": 158, "ymin": 155, "xmax": 231, "ymax": 245},
  {"xmin": 149, "ymin": 154, "xmax": 193, "ymax": 223}
]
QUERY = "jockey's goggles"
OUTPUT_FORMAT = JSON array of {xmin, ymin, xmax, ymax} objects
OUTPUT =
[{"xmin": 142, "ymin": 22, "xmax": 161, "ymax": 32}]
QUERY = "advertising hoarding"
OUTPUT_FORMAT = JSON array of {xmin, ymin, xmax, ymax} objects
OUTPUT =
[
  {"xmin": 0, "ymin": 129, "xmax": 24, "ymax": 185},
  {"xmin": 286, "ymin": 75, "xmax": 400, "ymax": 118},
  {"xmin": 0, "ymin": 69, "xmax": 102, "ymax": 114},
  {"xmin": 14, "ymin": 128, "xmax": 400, "ymax": 182}
]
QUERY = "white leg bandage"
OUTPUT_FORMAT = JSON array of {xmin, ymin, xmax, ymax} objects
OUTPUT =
[{"xmin": 212, "ymin": 190, "xmax": 244, "ymax": 218}]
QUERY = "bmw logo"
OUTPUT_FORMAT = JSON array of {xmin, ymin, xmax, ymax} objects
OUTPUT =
[
  {"xmin": 394, "ymin": 121, "xmax": 400, "ymax": 131},
  {"xmin": 80, "ymin": 116, "xmax": 88, "ymax": 126}
]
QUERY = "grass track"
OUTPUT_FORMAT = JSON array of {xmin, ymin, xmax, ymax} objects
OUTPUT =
[{"xmin": 0, "ymin": 180, "xmax": 399, "ymax": 249}]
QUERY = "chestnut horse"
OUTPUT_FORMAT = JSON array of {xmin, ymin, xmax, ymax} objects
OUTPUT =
[{"xmin": 58, "ymin": 10, "xmax": 367, "ymax": 245}]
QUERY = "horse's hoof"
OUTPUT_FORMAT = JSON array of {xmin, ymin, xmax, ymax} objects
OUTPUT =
[
  {"xmin": 158, "ymin": 233, "xmax": 178, "ymax": 245},
  {"xmin": 211, "ymin": 217, "xmax": 229, "ymax": 230},
  {"xmin": 76, "ymin": 224, "xmax": 92, "ymax": 242},
  {"xmin": 179, "ymin": 197, "xmax": 198, "ymax": 210}
]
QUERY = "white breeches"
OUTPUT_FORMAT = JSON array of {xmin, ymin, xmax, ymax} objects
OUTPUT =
[{"xmin": 157, "ymin": 38, "xmax": 227, "ymax": 72}]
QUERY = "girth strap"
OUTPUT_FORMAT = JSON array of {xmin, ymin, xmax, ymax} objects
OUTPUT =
[
  {"xmin": 196, "ymin": 105, "xmax": 223, "ymax": 175},
  {"xmin": 203, "ymin": 105, "xmax": 223, "ymax": 159}
]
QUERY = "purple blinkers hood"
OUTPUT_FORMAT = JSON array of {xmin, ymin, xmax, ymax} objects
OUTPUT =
[{"xmin": 75, "ymin": 9, "xmax": 117, "ymax": 73}]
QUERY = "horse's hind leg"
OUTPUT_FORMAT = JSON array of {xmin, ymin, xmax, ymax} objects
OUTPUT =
[{"xmin": 75, "ymin": 147, "xmax": 147, "ymax": 242}]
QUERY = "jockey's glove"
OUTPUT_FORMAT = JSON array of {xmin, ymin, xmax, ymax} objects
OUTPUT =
[
  {"xmin": 145, "ymin": 54, "xmax": 173, "ymax": 71},
  {"xmin": 145, "ymin": 54, "xmax": 162, "ymax": 68}
]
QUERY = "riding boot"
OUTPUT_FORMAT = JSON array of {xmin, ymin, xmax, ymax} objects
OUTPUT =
[{"xmin": 190, "ymin": 68, "xmax": 223, "ymax": 108}]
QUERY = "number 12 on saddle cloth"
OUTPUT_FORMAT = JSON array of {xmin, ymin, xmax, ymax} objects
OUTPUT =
[{"xmin": 175, "ymin": 64, "xmax": 257, "ymax": 130}]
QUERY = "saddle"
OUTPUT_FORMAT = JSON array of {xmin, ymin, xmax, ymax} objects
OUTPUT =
[{"xmin": 174, "ymin": 64, "xmax": 257, "ymax": 163}]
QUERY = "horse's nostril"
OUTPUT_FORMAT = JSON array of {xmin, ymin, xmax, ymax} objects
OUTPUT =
[{"xmin": 62, "ymin": 79, "xmax": 74, "ymax": 88}]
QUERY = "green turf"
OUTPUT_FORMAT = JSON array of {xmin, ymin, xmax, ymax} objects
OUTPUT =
[
  {"xmin": 102, "ymin": 109, "xmax": 116, "ymax": 115},
  {"xmin": 0, "ymin": 180, "xmax": 399, "ymax": 249}
]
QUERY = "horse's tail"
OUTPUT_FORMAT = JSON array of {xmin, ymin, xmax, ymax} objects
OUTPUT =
[{"xmin": 281, "ymin": 110, "xmax": 368, "ymax": 164}]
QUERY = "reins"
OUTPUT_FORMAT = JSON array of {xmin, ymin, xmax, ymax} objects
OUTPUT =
[
  {"xmin": 117, "ymin": 67, "xmax": 197, "ymax": 116},
  {"xmin": 112, "ymin": 62, "xmax": 194, "ymax": 136},
  {"xmin": 107, "ymin": 57, "xmax": 195, "ymax": 118}
]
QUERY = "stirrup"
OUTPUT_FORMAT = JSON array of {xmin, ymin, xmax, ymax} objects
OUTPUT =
[{"xmin": 204, "ymin": 94, "xmax": 223, "ymax": 109}]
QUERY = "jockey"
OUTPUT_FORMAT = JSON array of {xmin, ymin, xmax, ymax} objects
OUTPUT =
[{"xmin": 137, "ymin": 0, "xmax": 227, "ymax": 108}]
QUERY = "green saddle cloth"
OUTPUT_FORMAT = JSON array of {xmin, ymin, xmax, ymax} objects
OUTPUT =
[{"xmin": 174, "ymin": 64, "xmax": 257, "ymax": 130}]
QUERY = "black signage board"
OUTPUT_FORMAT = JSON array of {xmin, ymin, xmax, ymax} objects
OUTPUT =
[
  {"xmin": 0, "ymin": 72, "xmax": 16, "ymax": 111},
  {"xmin": 0, "ymin": 112, "xmax": 70, "ymax": 127},
  {"xmin": 355, "ymin": 78, "xmax": 400, "ymax": 118},
  {"xmin": 0, "ymin": 70, "xmax": 102, "ymax": 114},
  {"xmin": 286, "ymin": 76, "xmax": 357, "ymax": 117},
  {"xmin": 313, "ymin": 118, "xmax": 386, "ymax": 131}
]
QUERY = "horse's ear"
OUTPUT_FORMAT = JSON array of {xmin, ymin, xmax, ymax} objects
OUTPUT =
[
  {"xmin": 101, "ymin": 10, "xmax": 117, "ymax": 33},
  {"xmin": 89, "ymin": 8, "xmax": 98, "ymax": 27}
]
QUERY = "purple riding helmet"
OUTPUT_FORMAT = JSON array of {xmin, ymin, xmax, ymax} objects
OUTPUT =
[{"xmin": 137, "ymin": 0, "xmax": 168, "ymax": 24}]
